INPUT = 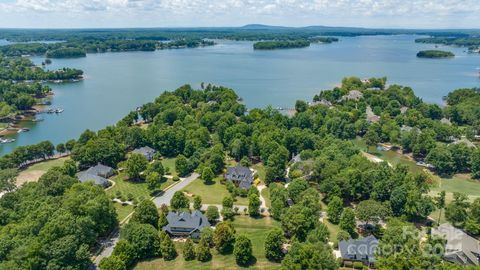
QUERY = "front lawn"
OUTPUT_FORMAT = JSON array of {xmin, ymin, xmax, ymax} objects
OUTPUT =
[
  {"xmin": 134, "ymin": 216, "xmax": 281, "ymax": 270},
  {"xmin": 113, "ymin": 203, "xmax": 135, "ymax": 222},
  {"xmin": 182, "ymin": 177, "xmax": 249, "ymax": 206},
  {"xmin": 162, "ymin": 158, "xmax": 178, "ymax": 177},
  {"xmin": 106, "ymin": 173, "xmax": 174, "ymax": 220}
]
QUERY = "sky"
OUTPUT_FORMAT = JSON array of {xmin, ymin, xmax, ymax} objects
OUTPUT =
[{"xmin": 0, "ymin": 0, "xmax": 479, "ymax": 29}]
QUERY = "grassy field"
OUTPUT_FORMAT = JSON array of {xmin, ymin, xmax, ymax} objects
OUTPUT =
[
  {"xmin": 261, "ymin": 187, "xmax": 271, "ymax": 208},
  {"xmin": 162, "ymin": 158, "xmax": 178, "ymax": 177},
  {"xmin": 113, "ymin": 203, "xmax": 135, "ymax": 222},
  {"xmin": 24, "ymin": 156, "xmax": 70, "ymax": 173},
  {"xmin": 182, "ymin": 177, "xmax": 249, "ymax": 206},
  {"xmin": 134, "ymin": 216, "xmax": 281, "ymax": 270},
  {"xmin": 107, "ymin": 173, "xmax": 174, "ymax": 220},
  {"xmin": 16, "ymin": 157, "xmax": 71, "ymax": 186},
  {"xmin": 252, "ymin": 163, "xmax": 266, "ymax": 183}
]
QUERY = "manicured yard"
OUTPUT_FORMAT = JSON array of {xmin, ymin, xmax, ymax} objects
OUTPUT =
[
  {"xmin": 113, "ymin": 203, "xmax": 135, "ymax": 222},
  {"xmin": 134, "ymin": 216, "xmax": 281, "ymax": 270},
  {"xmin": 182, "ymin": 177, "xmax": 249, "ymax": 206},
  {"xmin": 16, "ymin": 156, "xmax": 71, "ymax": 186},
  {"xmin": 24, "ymin": 156, "xmax": 70, "ymax": 173},
  {"xmin": 162, "ymin": 158, "xmax": 178, "ymax": 177}
]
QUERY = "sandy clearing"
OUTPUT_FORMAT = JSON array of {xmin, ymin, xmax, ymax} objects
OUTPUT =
[{"xmin": 16, "ymin": 170, "xmax": 46, "ymax": 186}]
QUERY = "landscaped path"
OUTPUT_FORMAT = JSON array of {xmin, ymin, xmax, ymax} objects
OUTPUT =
[
  {"xmin": 92, "ymin": 173, "xmax": 199, "ymax": 268},
  {"xmin": 257, "ymin": 184, "xmax": 267, "ymax": 209}
]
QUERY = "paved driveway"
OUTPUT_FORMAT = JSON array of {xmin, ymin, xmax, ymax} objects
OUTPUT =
[{"xmin": 92, "ymin": 173, "xmax": 199, "ymax": 267}]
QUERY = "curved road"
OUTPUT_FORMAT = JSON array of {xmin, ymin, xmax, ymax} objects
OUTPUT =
[{"xmin": 92, "ymin": 173, "xmax": 199, "ymax": 267}]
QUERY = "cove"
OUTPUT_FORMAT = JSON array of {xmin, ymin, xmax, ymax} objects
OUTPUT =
[{"xmin": 1, "ymin": 35, "xmax": 479, "ymax": 155}]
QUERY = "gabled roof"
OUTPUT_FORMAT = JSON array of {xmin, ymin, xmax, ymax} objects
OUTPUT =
[
  {"xmin": 77, "ymin": 171, "xmax": 109, "ymax": 187},
  {"xmin": 339, "ymin": 235, "xmax": 378, "ymax": 263},
  {"xmin": 432, "ymin": 223, "xmax": 480, "ymax": 265},
  {"xmin": 163, "ymin": 210, "xmax": 210, "ymax": 234},
  {"xmin": 132, "ymin": 146, "xmax": 156, "ymax": 156},
  {"xmin": 225, "ymin": 165, "xmax": 254, "ymax": 189},
  {"xmin": 86, "ymin": 163, "xmax": 114, "ymax": 176}
]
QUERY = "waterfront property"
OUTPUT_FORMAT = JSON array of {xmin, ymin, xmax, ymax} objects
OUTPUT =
[
  {"xmin": 163, "ymin": 210, "xmax": 210, "ymax": 238},
  {"xmin": 76, "ymin": 163, "xmax": 115, "ymax": 188},
  {"xmin": 224, "ymin": 164, "xmax": 254, "ymax": 189},
  {"xmin": 132, "ymin": 146, "xmax": 156, "ymax": 161},
  {"xmin": 339, "ymin": 235, "xmax": 378, "ymax": 267},
  {"xmin": 432, "ymin": 223, "xmax": 480, "ymax": 265}
]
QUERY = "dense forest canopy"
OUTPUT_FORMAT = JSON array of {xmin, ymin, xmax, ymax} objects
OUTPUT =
[{"xmin": 1, "ymin": 77, "xmax": 480, "ymax": 269}]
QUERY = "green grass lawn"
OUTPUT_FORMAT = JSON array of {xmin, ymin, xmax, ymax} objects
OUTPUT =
[
  {"xmin": 134, "ymin": 216, "xmax": 281, "ymax": 270},
  {"xmin": 23, "ymin": 156, "xmax": 70, "ymax": 173},
  {"xmin": 113, "ymin": 203, "xmax": 135, "ymax": 222},
  {"xmin": 107, "ymin": 173, "xmax": 174, "ymax": 220},
  {"xmin": 182, "ymin": 177, "xmax": 249, "ymax": 206},
  {"xmin": 261, "ymin": 188, "xmax": 271, "ymax": 208},
  {"xmin": 162, "ymin": 158, "xmax": 178, "ymax": 177},
  {"xmin": 253, "ymin": 163, "xmax": 266, "ymax": 183}
]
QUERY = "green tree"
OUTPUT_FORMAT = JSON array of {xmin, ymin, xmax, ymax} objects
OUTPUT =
[
  {"xmin": 281, "ymin": 242, "xmax": 338, "ymax": 270},
  {"xmin": 214, "ymin": 222, "xmax": 236, "ymax": 254},
  {"xmin": 445, "ymin": 192, "xmax": 470, "ymax": 226},
  {"xmin": 206, "ymin": 205, "xmax": 220, "ymax": 223},
  {"xmin": 0, "ymin": 168, "xmax": 18, "ymax": 192},
  {"xmin": 112, "ymin": 240, "xmax": 136, "ymax": 267},
  {"xmin": 175, "ymin": 155, "xmax": 191, "ymax": 177},
  {"xmin": 306, "ymin": 223, "xmax": 329, "ymax": 244},
  {"xmin": 146, "ymin": 172, "xmax": 160, "ymax": 190},
  {"xmin": 327, "ymin": 196, "xmax": 343, "ymax": 224},
  {"xmin": 146, "ymin": 160, "xmax": 164, "ymax": 176},
  {"xmin": 355, "ymin": 199, "xmax": 389, "ymax": 226},
  {"xmin": 121, "ymin": 223, "xmax": 160, "ymax": 259},
  {"xmin": 99, "ymin": 255, "xmax": 126, "ymax": 270},
  {"xmin": 222, "ymin": 195, "xmax": 234, "ymax": 208},
  {"xmin": 248, "ymin": 193, "xmax": 261, "ymax": 216},
  {"xmin": 170, "ymin": 191, "xmax": 189, "ymax": 210},
  {"xmin": 193, "ymin": 195, "xmax": 202, "ymax": 210},
  {"xmin": 183, "ymin": 238, "xmax": 196, "ymax": 261},
  {"xmin": 264, "ymin": 228, "xmax": 285, "ymax": 262},
  {"xmin": 471, "ymin": 149, "xmax": 480, "ymax": 179},
  {"xmin": 201, "ymin": 166, "xmax": 214, "ymax": 183},
  {"xmin": 160, "ymin": 235, "xmax": 177, "ymax": 260},
  {"xmin": 130, "ymin": 199, "xmax": 159, "ymax": 228},
  {"xmin": 56, "ymin": 143, "xmax": 66, "ymax": 153},
  {"xmin": 61, "ymin": 159, "xmax": 77, "ymax": 177},
  {"xmin": 196, "ymin": 238, "xmax": 212, "ymax": 262},
  {"xmin": 234, "ymin": 235, "xmax": 253, "ymax": 266},
  {"xmin": 126, "ymin": 153, "xmax": 148, "ymax": 180},
  {"xmin": 295, "ymin": 100, "xmax": 308, "ymax": 113},
  {"xmin": 434, "ymin": 191, "xmax": 446, "ymax": 226},
  {"xmin": 158, "ymin": 211, "xmax": 168, "ymax": 228},
  {"xmin": 339, "ymin": 208, "xmax": 357, "ymax": 238}
]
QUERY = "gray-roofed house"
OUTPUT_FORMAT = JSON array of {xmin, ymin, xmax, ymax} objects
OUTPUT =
[
  {"xmin": 132, "ymin": 146, "xmax": 156, "ymax": 161},
  {"xmin": 225, "ymin": 165, "xmax": 254, "ymax": 189},
  {"xmin": 85, "ymin": 163, "xmax": 115, "ymax": 178},
  {"xmin": 339, "ymin": 235, "xmax": 378, "ymax": 266},
  {"xmin": 163, "ymin": 210, "xmax": 210, "ymax": 238},
  {"xmin": 77, "ymin": 171, "xmax": 110, "ymax": 188},
  {"xmin": 76, "ymin": 163, "xmax": 115, "ymax": 188},
  {"xmin": 432, "ymin": 223, "xmax": 480, "ymax": 265}
]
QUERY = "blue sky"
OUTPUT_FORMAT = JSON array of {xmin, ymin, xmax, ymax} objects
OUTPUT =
[{"xmin": 0, "ymin": 0, "xmax": 479, "ymax": 29}]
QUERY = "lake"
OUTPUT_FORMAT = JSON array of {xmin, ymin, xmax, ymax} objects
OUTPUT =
[{"xmin": 1, "ymin": 35, "xmax": 479, "ymax": 155}]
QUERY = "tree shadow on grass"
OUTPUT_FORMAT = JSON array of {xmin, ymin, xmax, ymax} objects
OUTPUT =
[{"xmin": 237, "ymin": 256, "xmax": 257, "ymax": 268}]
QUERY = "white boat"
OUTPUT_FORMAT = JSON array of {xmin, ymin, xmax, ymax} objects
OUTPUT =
[{"xmin": 0, "ymin": 138, "xmax": 15, "ymax": 144}]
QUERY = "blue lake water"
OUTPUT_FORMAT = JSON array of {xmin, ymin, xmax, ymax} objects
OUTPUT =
[{"xmin": 1, "ymin": 35, "xmax": 479, "ymax": 155}]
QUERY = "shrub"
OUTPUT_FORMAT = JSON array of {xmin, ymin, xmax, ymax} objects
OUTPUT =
[{"xmin": 353, "ymin": 261, "xmax": 364, "ymax": 269}]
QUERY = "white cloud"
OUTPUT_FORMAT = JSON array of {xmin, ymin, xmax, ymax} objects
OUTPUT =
[{"xmin": 0, "ymin": 0, "xmax": 479, "ymax": 28}]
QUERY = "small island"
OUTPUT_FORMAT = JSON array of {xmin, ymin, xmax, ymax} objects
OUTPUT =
[
  {"xmin": 253, "ymin": 40, "xmax": 311, "ymax": 50},
  {"xmin": 416, "ymin": 50, "xmax": 455, "ymax": 58},
  {"xmin": 45, "ymin": 48, "xmax": 87, "ymax": 58}
]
